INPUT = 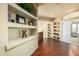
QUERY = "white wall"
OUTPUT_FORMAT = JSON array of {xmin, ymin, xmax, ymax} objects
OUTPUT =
[
  {"xmin": 0, "ymin": 4, "xmax": 8, "ymax": 55},
  {"xmin": 37, "ymin": 20, "xmax": 53, "ymax": 38},
  {"xmin": 61, "ymin": 19, "xmax": 79, "ymax": 45},
  {"xmin": 61, "ymin": 20, "xmax": 71, "ymax": 43}
]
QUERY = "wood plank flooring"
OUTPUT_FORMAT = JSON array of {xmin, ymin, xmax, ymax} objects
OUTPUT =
[{"xmin": 32, "ymin": 39, "xmax": 79, "ymax": 56}]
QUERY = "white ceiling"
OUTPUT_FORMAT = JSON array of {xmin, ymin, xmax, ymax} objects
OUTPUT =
[{"xmin": 38, "ymin": 3, "xmax": 79, "ymax": 18}]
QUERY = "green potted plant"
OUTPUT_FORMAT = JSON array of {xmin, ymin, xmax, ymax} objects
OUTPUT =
[{"xmin": 17, "ymin": 3, "xmax": 33, "ymax": 13}]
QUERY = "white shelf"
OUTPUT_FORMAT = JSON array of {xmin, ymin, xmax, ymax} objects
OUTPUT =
[
  {"xmin": 53, "ymin": 35, "xmax": 60, "ymax": 37},
  {"xmin": 8, "ymin": 4, "xmax": 37, "ymax": 20},
  {"xmin": 5, "ymin": 35, "xmax": 37, "ymax": 50},
  {"xmin": 53, "ymin": 32, "xmax": 60, "ymax": 33},
  {"xmin": 8, "ymin": 22, "xmax": 36, "ymax": 29}
]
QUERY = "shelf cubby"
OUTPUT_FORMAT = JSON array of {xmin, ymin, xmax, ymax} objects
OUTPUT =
[
  {"xmin": 47, "ymin": 24, "xmax": 52, "ymax": 38},
  {"xmin": 53, "ymin": 22, "xmax": 60, "ymax": 40}
]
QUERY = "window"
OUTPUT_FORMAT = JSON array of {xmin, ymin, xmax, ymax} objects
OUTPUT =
[{"xmin": 71, "ymin": 23, "xmax": 78, "ymax": 37}]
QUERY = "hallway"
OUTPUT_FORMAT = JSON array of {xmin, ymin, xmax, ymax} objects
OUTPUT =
[
  {"xmin": 32, "ymin": 39, "xmax": 79, "ymax": 56},
  {"xmin": 1, "ymin": 3, "xmax": 79, "ymax": 56}
]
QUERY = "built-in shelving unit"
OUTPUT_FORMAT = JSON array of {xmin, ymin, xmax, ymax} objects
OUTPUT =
[
  {"xmin": 0, "ymin": 4, "xmax": 38, "ymax": 56},
  {"xmin": 47, "ymin": 24, "xmax": 52, "ymax": 39},
  {"xmin": 53, "ymin": 22, "xmax": 60, "ymax": 40},
  {"xmin": 8, "ymin": 3, "xmax": 37, "ymax": 43}
]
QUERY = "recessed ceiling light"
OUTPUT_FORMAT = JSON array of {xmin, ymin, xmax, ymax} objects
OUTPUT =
[{"xmin": 50, "ymin": 15, "xmax": 53, "ymax": 17}]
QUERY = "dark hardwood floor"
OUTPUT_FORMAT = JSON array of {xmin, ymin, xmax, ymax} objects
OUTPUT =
[{"xmin": 32, "ymin": 39, "xmax": 79, "ymax": 56}]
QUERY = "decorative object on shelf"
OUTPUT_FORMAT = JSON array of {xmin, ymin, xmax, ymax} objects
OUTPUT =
[
  {"xmin": 17, "ymin": 3, "xmax": 33, "ymax": 14},
  {"xmin": 8, "ymin": 12, "xmax": 16, "ymax": 23},
  {"xmin": 53, "ymin": 22, "xmax": 56, "ymax": 25},
  {"xmin": 29, "ymin": 22, "xmax": 33, "ymax": 25},
  {"xmin": 28, "ymin": 21, "xmax": 33, "ymax": 26},
  {"xmin": 54, "ymin": 33, "xmax": 59, "ymax": 36},
  {"xmin": 48, "ymin": 32, "xmax": 51, "ymax": 34},
  {"xmin": 53, "ymin": 36, "xmax": 56, "ymax": 38},
  {"xmin": 22, "ymin": 30, "xmax": 27, "ymax": 38},
  {"xmin": 11, "ymin": 19, "xmax": 15, "ymax": 22},
  {"xmin": 58, "ymin": 23, "xmax": 60, "ymax": 25},
  {"xmin": 17, "ymin": 3, "xmax": 37, "ymax": 16},
  {"xmin": 54, "ymin": 30, "xmax": 56, "ymax": 31},
  {"xmin": 57, "ymin": 37, "xmax": 60, "ymax": 39},
  {"xmin": 53, "ymin": 26, "xmax": 56, "ymax": 28},
  {"xmin": 19, "ymin": 29, "xmax": 27, "ymax": 38},
  {"xmin": 27, "ymin": 29, "xmax": 36, "ymax": 36},
  {"xmin": 30, "ymin": 29, "xmax": 35, "ymax": 35},
  {"xmin": 16, "ymin": 14, "xmax": 26, "ymax": 24},
  {"xmin": 28, "ymin": 20, "xmax": 34, "ymax": 26}
]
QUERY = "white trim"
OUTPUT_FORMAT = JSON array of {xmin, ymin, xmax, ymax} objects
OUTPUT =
[
  {"xmin": 8, "ymin": 22, "xmax": 36, "ymax": 29},
  {"xmin": 5, "ymin": 35, "xmax": 37, "ymax": 50}
]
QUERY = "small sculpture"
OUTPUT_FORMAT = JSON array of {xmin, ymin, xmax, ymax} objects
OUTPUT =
[{"xmin": 19, "ymin": 29, "xmax": 27, "ymax": 38}]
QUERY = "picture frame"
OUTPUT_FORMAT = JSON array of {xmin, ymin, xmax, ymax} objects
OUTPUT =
[
  {"xmin": 16, "ymin": 14, "xmax": 26, "ymax": 24},
  {"xmin": 53, "ymin": 22, "xmax": 56, "ymax": 25}
]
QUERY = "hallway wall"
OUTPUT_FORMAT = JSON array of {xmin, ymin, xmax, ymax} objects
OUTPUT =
[
  {"xmin": 61, "ymin": 12, "xmax": 79, "ymax": 45},
  {"xmin": 61, "ymin": 19, "xmax": 79, "ymax": 45},
  {"xmin": 37, "ymin": 19, "xmax": 53, "ymax": 39},
  {"xmin": 61, "ymin": 20, "xmax": 71, "ymax": 43}
]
